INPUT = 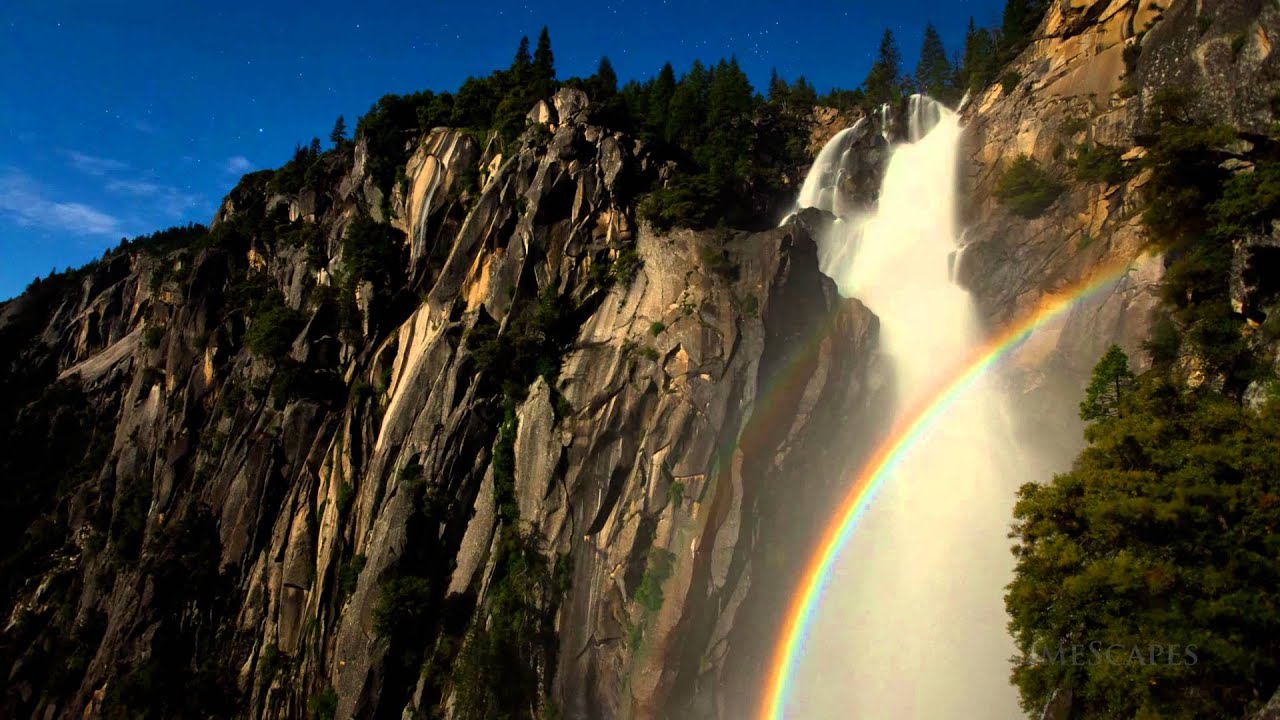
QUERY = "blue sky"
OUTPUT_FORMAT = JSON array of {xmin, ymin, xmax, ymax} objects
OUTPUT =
[{"xmin": 0, "ymin": 0, "xmax": 1002, "ymax": 299}]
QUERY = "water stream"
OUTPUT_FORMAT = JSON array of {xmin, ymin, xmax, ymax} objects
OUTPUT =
[{"xmin": 787, "ymin": 97, "xmax": 1024, "ymax": 719}]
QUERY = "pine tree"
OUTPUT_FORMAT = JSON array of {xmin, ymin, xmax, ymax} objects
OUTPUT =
[
  {"xmin": 1000, "ymin": 0, "xmax": 1046, "ymax": 59},
  {"xmin": 533, "ymin": 27, "xmax": 555, "ymax": 82},
  {"xmin": 915, "ymin": 23, "xmax": 953, "ymax": 100},
  {"xmin": 648, "ymin": 62, "xmax": 677, "ymax": 131},
  {"xmin": 665, "ymin": 60, "xmax": 708, "ymax": 147},
  {"xmin": 309, "ymin": 137, "xmax": 321, "ymax": 158},
  {"xmin": 961, "ymin": 19, "xmax": 998, "ymax": 92},
  {"xmin": 329, "ymin": 115, "xmax": 347, "ymax": 146},
  {"xmin": 768, "ymin": 68, "xmax": 789, "ymax": 104},
  {"xmin": 1009, "ymin": 373, "xmax": 1280, "ymax": 717},
  {"xmin": 1079, "ymin": 345, "xmax": 1136, "ymax": 420},
  {"xmin": 863, "ymin": 29, "xmax": 903, "ymax": 109},
  {"xmin": 702, "ymin": 58, "xmax": 755, "ymax": 181},
  {"xmin": 511, "ymin": 35, "xmax": 533, "ymax": 85},
  {"xmin": 593, "ymin": 56, "xmax": 617, "ymax": 100},
  {"xmin": 513, "ymin": 36, "xmax": 532, "ymax": 71},
  {"xmin": 791, "ymin": 76, "xmax": 817, "ymax": 108}
]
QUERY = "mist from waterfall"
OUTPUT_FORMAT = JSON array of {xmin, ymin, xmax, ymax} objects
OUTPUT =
[{"xmin": 788, "ymin": 97, "xmax": 1024, "ymax": 719}]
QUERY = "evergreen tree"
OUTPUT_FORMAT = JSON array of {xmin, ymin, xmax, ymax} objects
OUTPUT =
[
  {"xmin": 962, "ymin": 19, "xmax": 998, "ymax": 92},
  {"xmin": 768, "ymin": 68, "xmax": 789, "ymax": 104},
  {"xmin": 665, "ymin": 60, "xmax": 709, "ymax": 147},
  {"xmin": 592, "ymin": 56, "xmax": 618, "ymax": 100},
  {"xmin": 1008, "ymin": 372, "xmax": 1280, "ymax": 718},
  {"xmin": 329, "ymin": 115, "xmax": 347, "ymax": 146},
  {"xmin": 308, "ymin": 137, "xmax": 321, "ymax": 158},
  {"xmin": 1000, "ymin": 0, "xmax": 1046, "ymax": 59},
  {"xmin": 1079, "ymin": 345, "xmax": 1136, "ymax": 421},
  {"xmin": 701, "ymin": 57, "xmax": 755, "ymax": 184},
  {"xmin": 510, "ymin": 35, "xmax": 533, "ymax": 89},
  {"xmin": 648, "ymin": 62, "xmax": 677, "ymax": 131},
  {"xmin": 790, "ymin": 76, "xmax": 818, "ymax": 109},
  {"xmin": 863, "ymin": 29, "xmax": 903, "ymax": 109},
  {"xmin": 533, "ymin": 27, "xmax": 555, "ymax": 82},
  {"xmin": 513, "ymin": 36, "xmax": 532, "ymax": 74},
  {"xmin": 915, "ymin": 23, "xmax": 954, "ymax": 100}
]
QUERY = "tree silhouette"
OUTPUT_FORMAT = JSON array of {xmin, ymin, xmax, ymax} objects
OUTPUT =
[
  {"xmin": 863, "ymin": 29, "xmax": 903, "ymax": 108},
  {"xmin": 915, "ymin": 23, "xmax": 954, "ymax": 100},
  {"xmin": 329, "ymin": 115, "xmax": 346, "ymax": 146}
]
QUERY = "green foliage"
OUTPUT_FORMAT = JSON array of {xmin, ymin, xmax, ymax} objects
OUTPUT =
[
  {"xmin": 1079, "ymin": 345, "xmax": 1136, "ymax": 421},
  {"xmin": 269, "ymin": 141, "xmax": 324, "ymax": 196},
  {"xmin": 258, "ymin": 643, "xmax": 283, "ymax": 686},
  {"xmin": 329, "ymin": 115, "xmax": 347, "ymax": 146},
  {"xmin": 1059, "ymin": 116, "xmax": 1088, "ymax": 136},
  {"xmin": 699, "ymin": 244, "xmax": 738, "ymax": 280},
  {"xmin": 915, "ymin": 24, "xmax": 956, "ymax": 103},
  {"xmin": 1141, "ymin": 122, "xmax": 1236, "ymax": 242},
  {"xmin": 1144, "ymin": 312, "xmax": 1182, "ymax": 366},
  {"xmin": 1136, "ymin": 103, "xmax": 1277, "ymax": 387},
  {"xmin": 244, "ymin": 302, "xmax": 304, "ymax": 360},
  {"xmin": 142, "ymin": 324, "xmax": 165, "ymax": 350},
  {"xmin": 336, "ymin": 482, "xmax": 355, "ymax": 518},
  {"xmin": 466, "ymin": 283, "xmax": 577, "ymax": 402},
  {"xmin": 649, "ymin": 321, "xmax": 666, "ymax": 336},
  {"xmin": 308, "ymin": 687, "xmax": 338, "ymax": 720},
  {"xmin": 1122, "ymin": 41, "xmax": 1143, "ymax": 74},
  {"xmin": 99, "ymin": 505, "xmax": 240, "ymax": 720},
  {"xmin": 109, "ymin": 476, "xmax": 152, "ymax": 560},
  {"xmin": 337, "ymin": 214, "xmax": 407, "ymax": 341},
  {"xmin": 609, "ymin": 247, "xmax": 642, "ymax": 285},
  {"xmin": 961, "ymin": 19, "xmax": 999, "ymax": 93},
  {"xmin": 1231, "ymin": 33, "xmax": 1248, "ymax": 60},
  {"xmin": 1209, "ymin": 159, "xmax": 1280, "ymax": 241},
  {"xmin": 1008, "ymin": 374, "xmax": 1280, "ymax": 718},
  {"xmin": 337, "ymin": 554, "xmax": 367, "ymax": 602},
  {"xmin": 373, "ymin": 576, "xmax": 433, "ymax": 640},
  {"xmin": 863, "ymin": 29, "xmax": 903, "ymax": 109},
  {"xmin": 1000, "ymin": 0, "xmax": 1049, "ymax": 61},
  {"xmin": 638, "ymin": 173, "xmax": 723, "ymax": 231},
  {"xmin": 1150, "ymin": 86, "xmax": 1199, "ymax": 127},
  {"xmin": 1073, "ymin": 143, "xmax": 1131, "ymax": 184},
  {"xmin": 994, "ymin": 155, "xmax": 1063, "ymax": 218},
  {"xmin": 130, "ymin": 223, "xmax": 210, "ymax": 256},
  {"xmin": 666, "ymin": 480, "xmax": 685, "ymax": 507},
  {"xmin": 1000, "ymin": 70, "xmax": 1022, "ymax": 95},
  {"xmin": 341, "ymin": 214, "xmax": 404, "ymax": 285},
  {"xmin": 634, "ymin": 547, "xmax": 676, "ymax": 613},
  {"xmin": 451, "ymin": 532, "xmax": 563, "ymax": 720},
  {"xmin": 491, "ymin": 406, "xmax": 519, "ymax": 524},
  {"xmin": 148, "ymin": 251, "xmax": 195, "ymax": 294}
]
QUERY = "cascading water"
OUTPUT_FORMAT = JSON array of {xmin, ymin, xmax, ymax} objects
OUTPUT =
[{"xmin": 787, "ymin": 97, "xmax": 1024, "ymax": 719}]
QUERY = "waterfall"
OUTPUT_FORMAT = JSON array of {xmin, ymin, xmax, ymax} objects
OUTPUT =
[
  {"xmin": 787, "ymin": 96, "xmax": 1024, "ymax": 719},
  {"xmin": 796, "ymin": 125, "xmax": 855, "ymax": 212}
]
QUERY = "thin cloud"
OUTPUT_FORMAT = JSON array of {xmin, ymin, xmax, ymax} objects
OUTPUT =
[
  {"xmin": 61, "ymin": 149, "xmax": 129, "ymax": 177},
  {"xmin": 60, "ymin": 148, "xmax": 204, "ymax": 222},
  {"xmin": 104, "ymin": 178, "xmax": 201, "ymax": 218},
  {"xmin": 0, "ymin": 168, "xmax": 123, "ymax": 237},
  {"xmin": 224, "ymin": 155, "xmax": 253, "ymax": 175},
  {"xmin": 131, "ymin": 118, "xmax": 159, "ymax": 134}
]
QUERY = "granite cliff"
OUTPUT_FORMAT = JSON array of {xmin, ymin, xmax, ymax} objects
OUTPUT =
[{"xmin": 5, "ymin": 1, "xmax": 1280, "ymax": 717}]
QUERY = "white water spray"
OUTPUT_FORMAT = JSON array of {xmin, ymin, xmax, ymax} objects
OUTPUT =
[{"xmin": 789, "ymin": 97, "xmax": 1024, "ymax": 719}]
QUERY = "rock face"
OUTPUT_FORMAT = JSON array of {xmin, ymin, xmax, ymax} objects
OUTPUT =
[
  {"xmin": 959, "ymin": 0, "xmax": 1280, "ymax": 453},
  {"xmin": 8, "ymin": 4, "xmax": 1280, "ymax": 718},
  {"xmin": 0, "ymin": 88, "xmax": 878, "ymax": 720}
]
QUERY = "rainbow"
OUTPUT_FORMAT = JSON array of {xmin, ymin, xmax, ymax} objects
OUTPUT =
[{"xmin": 757, "ymin": 259, "xmax": 1137, "ymax": 720}]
